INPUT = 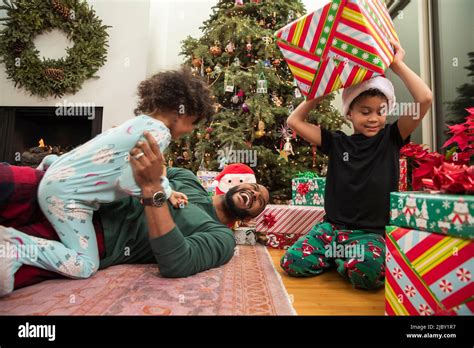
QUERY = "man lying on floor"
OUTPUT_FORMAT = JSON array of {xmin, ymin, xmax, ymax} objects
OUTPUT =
[{"xmin": 0, "ymin": 138, "xmax": 270, "ymax": 294}]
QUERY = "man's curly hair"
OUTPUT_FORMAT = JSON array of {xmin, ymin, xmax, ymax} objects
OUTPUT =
[{"xmin": 134, "ymin": 67, "xmax": 214, "ymax": 122}]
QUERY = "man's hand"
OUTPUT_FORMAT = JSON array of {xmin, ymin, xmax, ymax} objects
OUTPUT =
[
  {"xmin": 130, "ymin": 131, "xmax": 165, "ymax": 191},
  {"xmin": 169, "ymin": 191, "xmax": 189, "ymax": 209}
]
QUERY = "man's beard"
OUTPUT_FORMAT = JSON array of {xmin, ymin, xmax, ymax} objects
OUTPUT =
[{"xmin": 224, "ymin": 186, "xmax": 252, "ymax": 220}]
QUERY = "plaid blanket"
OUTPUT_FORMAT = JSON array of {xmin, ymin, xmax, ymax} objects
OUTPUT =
[{"xmin": 0, "ymin": 163, "xmax": 105, "ymax": 290}]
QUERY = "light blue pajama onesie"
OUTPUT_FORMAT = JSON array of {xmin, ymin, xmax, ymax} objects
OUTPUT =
[{"xmin": 5, "ymin": 115, "xmax": 172, "ymax": 280}]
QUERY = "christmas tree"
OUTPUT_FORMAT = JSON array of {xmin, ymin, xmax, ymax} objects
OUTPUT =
[
  {"xmin": 169, "ymin": 0, "xmax": 346, "ymax": 202},
  {"xmin": 447, "ymin": 51, "xmax": 474, "ymax": 126}
]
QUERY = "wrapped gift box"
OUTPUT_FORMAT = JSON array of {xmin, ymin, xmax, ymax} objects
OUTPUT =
[
  {"xmin": 390, "ymin": 191, "xmax": 474, "ymax": 239},
  {"xmin": 255, "ymin": 204, "xmax": 326, "ymax": 249},
  {"xmin": 292, "ymin": 175, "xmax": 326, "ymax": 207},
  {"xmin": 275, "ymin": 0, "xmax": 399, "ymax": 99},
  {"xmin": 385, "ymin": 226, "xmax": 474, "ymax": 316},
  {"xmin": 399, "ymin": 158, "xmax": 407, "ymax": 192},
  {"xmin": 196, "ymin": 170, "xmax": 219, "ymax": 196}
]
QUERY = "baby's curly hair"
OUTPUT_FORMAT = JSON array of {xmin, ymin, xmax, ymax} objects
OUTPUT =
[{"xmin": 134, "ymin": 67, "xmax": 214, "ymax": 122}]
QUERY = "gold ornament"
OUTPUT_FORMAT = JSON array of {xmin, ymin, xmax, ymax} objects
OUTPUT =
[
  {"xmin": 192, "ymin": 58, "xmax": 202, "ymax": 68},
  {"xmin": 205, "ymin": 67, "xmax": 213, "ymax": 75},
  {"xmin": 255, "ymin": 120, "xmax": 266, "ymax": 138},
  {"xmin": 210, "ymin": 45, "xmax": 222, "ymax": 57}
]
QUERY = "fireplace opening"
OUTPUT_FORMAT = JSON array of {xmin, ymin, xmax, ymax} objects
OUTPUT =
[{"xmin": 0, "ymin": 107, "xmax": 103, "ymax": 166}]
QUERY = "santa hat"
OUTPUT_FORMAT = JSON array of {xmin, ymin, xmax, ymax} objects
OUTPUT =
[
  {"xmin": 342, "ymin": 76, "xmax": 396, "ymax": 116},
  {"xmin": 213, "ymin": 163, "xmax": 256, "ymax": 195}
]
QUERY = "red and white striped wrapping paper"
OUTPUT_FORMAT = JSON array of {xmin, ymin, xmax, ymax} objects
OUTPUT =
[{"xmin": 255, "ymin": 205, "xmax": 326, "ymax": 249}]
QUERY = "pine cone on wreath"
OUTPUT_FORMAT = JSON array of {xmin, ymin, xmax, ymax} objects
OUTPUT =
[
  {"xmin": 44, "ymin": 68, "xmax": 65, "ymax": 81},
  {"xmin": 11, "ymin": 41, "xmax": 27, "ymax": 54},
  {"xmin": 52, "ymin": 0, "xmax": 71, "ymax": 20}
]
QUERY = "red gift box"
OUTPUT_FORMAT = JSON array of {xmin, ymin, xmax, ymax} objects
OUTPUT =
[{"xmin": 255, "ymin": 205, "xmax": 325, "ymax": 249}]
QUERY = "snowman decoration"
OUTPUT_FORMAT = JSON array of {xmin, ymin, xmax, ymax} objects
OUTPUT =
[
  {"xmin": 415, "ymin": 200, "xmax": 429, "ymax": 229},
  {"xmin": 403, "ymin": 195, "xmax": 418, "ymax": 226},
  {"xmin": 448, "ymin": 199, "xmax": 474, "ymax": 226},
  {"xmin": 212, "ymin": 163, "xmax": 257, "ymax": 196}
]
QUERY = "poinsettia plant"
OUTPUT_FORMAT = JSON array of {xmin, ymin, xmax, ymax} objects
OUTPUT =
[{"xmin": 400, "ymin": 108, "xmax": 474, "ymax": 193}]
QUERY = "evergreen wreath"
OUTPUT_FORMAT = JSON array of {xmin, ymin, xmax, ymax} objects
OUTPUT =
[{"xmin": 0, "ymin": 0, "xmax": 111, "ymax": 98}]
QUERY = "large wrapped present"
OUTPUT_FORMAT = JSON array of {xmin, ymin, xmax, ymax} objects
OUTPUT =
[
  {"xmin": 255, "ymin": 204, "xmax": 325, "ymax": 249},
  {"xmin": 275, "ymin": 0, "xmax": 399, "ymax": 99},
  {"xmin": 291, "ymin": 172, "xmax": 326, "ymax": 207},
  {"xmin": 390, "ymin": 191, "xmax": 474, "ymax": 239},
  {"xmin": 196, "ymin": 170, "xmax": 219, "ymax": 196},
  {"xmin": 385, "ymin": 226, "xmax": 474, "ymax": 316},
  {"xmin": 399, "ymin": 157, "xmax": 407, "ymax": 192}
]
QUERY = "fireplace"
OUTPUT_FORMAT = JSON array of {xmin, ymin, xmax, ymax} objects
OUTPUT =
[{"xmin": 0, "ymin": 106, "xmax": 103, "ymax": 165}]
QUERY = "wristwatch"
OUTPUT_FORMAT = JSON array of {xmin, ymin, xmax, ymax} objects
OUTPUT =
[{"xmin": 141, "ymin": 191, "xmax": 166, "ymax": 207}]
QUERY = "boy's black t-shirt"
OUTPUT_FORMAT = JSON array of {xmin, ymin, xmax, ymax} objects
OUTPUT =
[{"xmin": 318, "ymin": 121, "xmax": 410, "ymax": 235}]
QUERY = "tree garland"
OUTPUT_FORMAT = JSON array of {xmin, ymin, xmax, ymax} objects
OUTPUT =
[{"xmin": 0, "ymin": 0, "xmax": 111, "ymax": 98}]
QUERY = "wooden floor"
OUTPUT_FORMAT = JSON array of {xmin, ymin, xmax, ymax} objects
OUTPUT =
[{"xmin": 267, "ymin": 248, "xmax": 385, "ymax": 315}]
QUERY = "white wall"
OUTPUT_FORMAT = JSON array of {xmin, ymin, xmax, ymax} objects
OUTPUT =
[
  {"xmin": 0, "ymin": 0, "xmax": 151, "ymax": 131},
  {"xmin": 0, "ymin": 0, "xmax": 346, "ymax": 132}
]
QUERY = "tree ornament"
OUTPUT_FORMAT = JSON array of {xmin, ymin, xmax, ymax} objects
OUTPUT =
[
  {"xmin": 224, "ymin": 73, "xmax": 235, "ymax": 92},
  {"xmin": 272, "ymin": 92, "xmax": 283, "ymax": 106},
  {"xmin": 235, "ymin": 0, "xmax": 244, "ymax": 6},
  {"xmin": 192, "ymin": 57, "xmax": 203, "ymax": 68},
  {"xmin": 205, "ymin": 67, "xmax": 213, "ymax": 75},
  {"xmin": 242, "ymin": 103, "xmax": 250, "ymax": 113},
  {"xmin": 233, "ymin": 57, "xmax": 241, "ymax": 66},
  {"xmin": 231, "ymin": 94, "xmax": 240, "ymax": 104},
  {"xmin": 263, "ymin": 59, "xmax": 272, "ymax": 68},
  {"xmin": 225, "ymin": 41, "xmax": 235, "ymax": 54},
  {"xmin": 255, "ymin": 120, "xmax": 266, "ymax": 138},
  {"xmin": 272, "ymin": 58, "xmax": 281, "ymax": 67},
  {"xmin": 256, "ymin": 72, "xmax": 268, "ymax": 93},
  {"xmin": 294, "ymin": 88, "xmax": 302, "ymax": 98},
  {"xmin": 210, "ymin": 45, "xmax": 222, "ymax": 57}
]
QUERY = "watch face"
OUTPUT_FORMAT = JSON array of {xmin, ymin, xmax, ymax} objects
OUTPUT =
[{"xmin": 152, "ymin": 191, "xmax": 166, "ymax": 206}]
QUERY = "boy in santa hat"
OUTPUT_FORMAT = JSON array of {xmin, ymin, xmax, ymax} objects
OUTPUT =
[{"xmin": 282, "ymin": 41, "xmax": 433, "ymax": 290}]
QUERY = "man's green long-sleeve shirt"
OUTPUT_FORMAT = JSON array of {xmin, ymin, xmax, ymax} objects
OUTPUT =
[{"xmin": 98, "ymin": 168, "xmax": 236, "ymax": 277}]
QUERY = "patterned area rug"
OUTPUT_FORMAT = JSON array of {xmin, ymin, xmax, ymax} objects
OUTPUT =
[{"xmin": 0, "ymin": 245, "xmax": 295, "ymax": 315}]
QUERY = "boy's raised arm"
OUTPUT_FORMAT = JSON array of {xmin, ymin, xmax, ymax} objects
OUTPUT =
[
  {"xmin": 287, "ymin": 97, "xmax": 325, "ymax": 146},
  {"xmin": 390, "ymin": 40, "xmax": 433, "ymax": 141}
]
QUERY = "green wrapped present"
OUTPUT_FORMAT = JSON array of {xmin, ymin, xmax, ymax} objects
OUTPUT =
[
  {"xmin": 291, "ymin": 172, "xmax": 326, "ymax": 207},
  {"xmin": 390, "ymin": 191, "xmax": 474, "ymax": 239}
]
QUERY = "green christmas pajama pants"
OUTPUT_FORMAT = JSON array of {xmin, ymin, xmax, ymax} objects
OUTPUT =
[{"xmin": 280, "ymin": 222, "xmax": 386, "ymax": 290}]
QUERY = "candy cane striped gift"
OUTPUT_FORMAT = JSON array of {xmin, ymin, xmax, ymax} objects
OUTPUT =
[
  {"xmin": 275, "ymin": 0, "xmax": 399, "ymax": 99},
  {"xmin": 255, "ymin": 204, "xmax": 326, "ymax": 249}
]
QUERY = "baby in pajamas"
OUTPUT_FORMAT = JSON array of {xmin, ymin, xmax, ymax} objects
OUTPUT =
[{"xmin": 0, "ymin": 68, "xmax": 215, "ymax": 295}]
